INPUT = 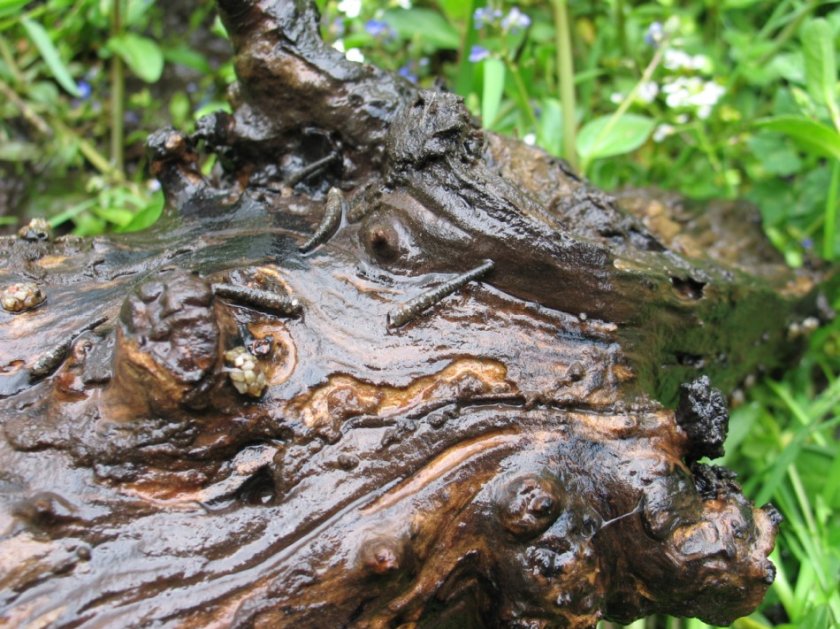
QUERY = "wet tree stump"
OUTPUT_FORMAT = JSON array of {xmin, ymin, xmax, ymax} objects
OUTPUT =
[{"xmin": 0, "ymin": 1, "xmax": 833, "ymax": 627}]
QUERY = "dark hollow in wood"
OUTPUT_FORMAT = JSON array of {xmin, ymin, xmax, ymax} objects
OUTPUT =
[{"xmin": 0, "ymin": 1, "xmax": 835, "ymax": 627}]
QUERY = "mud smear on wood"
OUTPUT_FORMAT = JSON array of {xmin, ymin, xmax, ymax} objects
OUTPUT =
[{"xmin": 0, "ymin": 1, "xmax": 833, "ymax": 627}]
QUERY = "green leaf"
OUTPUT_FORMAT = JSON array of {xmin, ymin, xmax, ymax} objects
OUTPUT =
[
  {"xmin": 48, "ymin": 199, "xmax": 97, "ymax": 229},
  {"xmin": 194, "ymin": 100, "xmax": 233, "ymax": 120},
  {"xmin": 383, "ymin": 8, "xmax": 460, "ymax": 50},
  {"xmin": 801, "ymin": 19, "xmax": 838, "ymax": 110},
  {"xmin": 125, "ymin": 0, "xmax": 154, "ymax": 28},
  {"xmin": 169, "ymin": 91, "xmax": 191, "ymax": 127},
  {"xmin": 27, "ymin": 81, "xmax": 60, "ymax": 107},
  {"xmin": 537, "ymin": 97, "xmax": 563, "ymax": 156},
  {"xmin": 72, "ymin": 212, "xmax": 106, "ymax": 237},
  {"xmin": 731, "ymin": 617, "xmax": 771, "ymax": 629},
  {"xmin": 769, "ymin": 52, "xmax": 805, "ymax": 85},
  {"xmin": 723, "ymin": 0, "xmax": 765, "ymax": 7},
  {"xmin": 119, "ymin": 191, "xmax": 164, "ymax": 233},
  {"xmin": 481, "ymin": 58, "xmax": 504, "ymax": 129},
  {"xmin": 211, "ymin": 15, "xmax": 229, "ymax": 40},
  {"xmin": 435, "ymin": 0, "xmax": 472, "ymax": 23},
  {"xmin": 163, "ymin": 45, "xmax": 211, "ymax": 74},
  {"xmin": 21, "ymin": 18, "xmax": 80, "ymax": 97},
  {"xmin": 93, "ymin": 206, "xmax": 135, "ymax": 227},
  {"xmin": 576, "ymin": 114, "xmax": 655, "ymax": 162},
  {"xmin": 0, "ymin": 0, "xmax": 29, "ymax": 19},
  {"xmin": 798, "ymin": 603, "xmax": 831, "ymax": 629},
  {"xmin": 107, "ymin": 33, "xmax": 164, "ymax": 83},
  {"xmin": 755, "ymin": 116, "xmax": 840, "ymax": 161},
  {"xmin": 748, "ymin": 133, "xmax": 803, "ymax": 176}
]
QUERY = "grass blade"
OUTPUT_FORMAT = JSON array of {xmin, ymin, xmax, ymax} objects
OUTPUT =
[
  {"xmin": 21, "ymin": 17, "xmax": 80, "ymax": 97},
  {"xmin": 801, "ymin": 19, "xmax": 837, "ymax": 111},
  {"xmin": 755, "ymin": 116, "xmax": 840, "ymax": 161},
  {"xmin": 824, "ymin": 159, "xmax": 839, "ymax": 259},
  {"xmin": 481, "ymin": 58, "xmax": 505, "ymax": 129}
]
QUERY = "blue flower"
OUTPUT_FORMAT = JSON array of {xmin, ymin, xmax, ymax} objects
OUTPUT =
[
  {"xmin": 468, "ymin": 45, "xmax": 490, "ymax": 63},
  {"xmin": 365, "ymin": 19, "xmax": 395, "ymax": 39},
  {"xmin": 473, "ymin": 7, "xmax": 502, "ymax": 29},
  {"xmin": 644, "ymin": 21, "xmax": 664, "ymax": 47},
  {"xmin": 398, "ymin": 65, "xmax": 418, "ymax": 83},
  {"xmin": 501, "ymin": 7, "xmax": 530, "ymax": 32},
  {"xmin": 330, "ymin": 17, "xmax": 346, "ymax": 38},
  {"xmin": 76, "ymin": 80, "xmax": 91, "ymax": 100}
]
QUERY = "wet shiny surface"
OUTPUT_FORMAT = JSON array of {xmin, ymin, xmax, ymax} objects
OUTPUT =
[{"xmin": 0, "ymin": 0, "xmax": 832, "ymax": 627}]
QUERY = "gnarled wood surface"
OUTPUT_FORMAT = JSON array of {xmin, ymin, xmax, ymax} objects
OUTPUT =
[{"xmin": 0, "ymin": 1, "xmax": 831, "ymax": 627}]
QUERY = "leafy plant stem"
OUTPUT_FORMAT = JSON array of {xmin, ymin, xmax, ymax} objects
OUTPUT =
[
  {"xmin": 695, "ymin": 123, "xmax": 730, "ymax": 194},
  {"xmin": 824, "ymin": 160, "xmax": 839, "ymax": 260},
  {"xmin": 551, "ymin": 0, "xmax": 578, "ymax": 170},
  {"xmin": 729, "ymin": 0, "xmax": 819, "ymax": 93},
  {"xmin": 506, "ymin": 61, "xmax": 539, "ymax": 132},
  {"xmin": 768, "ymin": 380, "xmax": 828, "ymax": 447},
  {"xmin": 0, "ymin": 77, "xmax": 51, "ymax": 135},
  {"xmin": 581, "ymin": 42, "xmax": 664, "ymax": 173},
  {"xmin": 111, "ymin": 0, "xmax": 125, "ymax": 175},
  {"xmin": 52, "ymin": 118, "xmax": 125, "ymax": 183},
  {"xmin": 757, "ymin": 0, "xmax": 796, "ymax": 39},
  {"xmin": 769, "ymin": 548, "xmax": 796, "ymax": 620},
  {"xmin": 757, "ymin": 0, "xmax": 819, "ymax": 67},
  {"xmin": 788, "ymin": 465, "xmax": 817, "ymax": 539},
  {"xmin": 0, "ymin": 35, "xmax": 23, "ymax": 84},
  {"xmin": 787, "ymin": 464, "xmax": 840, "ymax": 623},
  {"xmin": 0, "ymin": 5, "xmax": 50, "ymax": 32},
  {"xmin": 47, "ymin": 198, "xmax": 99, "ymax": 229}
]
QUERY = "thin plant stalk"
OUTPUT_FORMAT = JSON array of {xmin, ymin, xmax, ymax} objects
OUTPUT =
[
  {"xmin": 111, "ymin": 0, "xmax": 125, "ymax": 174},
  {"xmin": 730, "ymin": 0, "xmax": 818, "ymax": 91},
  {"xmin": 0, "ymin": 35, "xmax": 23, "ymax": 84},
  {"xmin": 0, "ymin": 36, "xmax": 119, "ymax": 181},
  {"xmin": 693, "ymin": 123, "xmax": 727, "ymax": 192},
  {"xmin": 757, "ymin": 0, "xmax": 796, "ymax": 39},
  {"xmin": 757, "ymin": 0, "xmax": 820, "ymax": 66},
  {"xmin": 60, "ymin": 123, "xmax": 124, "ymax": 181},
  {"xmin": 552, "ymin": 0, "xmax": 578, "ymax": 170},
  {"xmin": 824, "ymin": 160, "xmax": 839, "ymax": 260},
  {"xmin": 0, "ymin": 77, "xmax": 51, "ymax": 135},
  {"xmin": 787, "ymin": 466, "xmax": 840, "ymax": 622},
  {"xmin": 582, "ymin": 42, "xmax": 665, "ymax": 172},
  {"xmin": 506, "ymin": 61, "xmax": 539, "ymax": 131}
]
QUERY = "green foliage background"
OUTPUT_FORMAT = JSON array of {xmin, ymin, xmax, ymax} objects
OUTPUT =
[{"xmin": 1, "ymin": 1, "xmax": 839, "ymax": 627}]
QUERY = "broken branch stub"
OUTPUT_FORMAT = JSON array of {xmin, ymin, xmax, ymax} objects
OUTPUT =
[{"xmin": 0, "ymin": 0, "xmax": 832, "ymax": 627}]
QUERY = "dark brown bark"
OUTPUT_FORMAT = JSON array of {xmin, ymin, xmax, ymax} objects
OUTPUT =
[{"xmin": 0, "ymin": 1, "xmax": 832, "ymax": 627}]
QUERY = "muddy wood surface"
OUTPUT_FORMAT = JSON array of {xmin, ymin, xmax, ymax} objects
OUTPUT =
[{"xmin": 0, "ymin": 1, "xmax": 833, "ymax": 627}]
